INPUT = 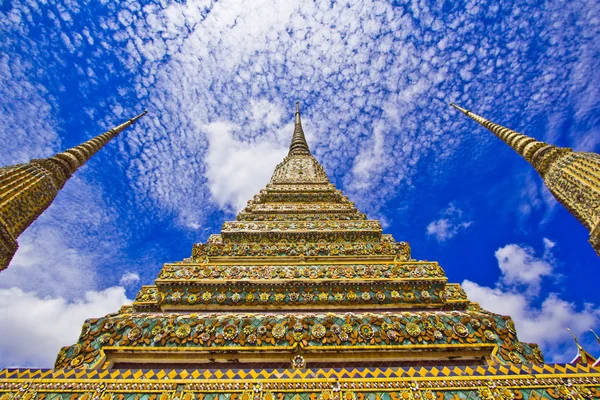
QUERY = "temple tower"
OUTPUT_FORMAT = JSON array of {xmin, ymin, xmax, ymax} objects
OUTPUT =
[
  {"xmin": 1, "ymin": 104, "xmax": 599, "ymax": 400},
  {"xmin": 55, "ymin": 104, "xmax": 542, "ymax": 369},
  {"xmin": 451, "ymin": 103, "xmax": 600, "ymax": 256},
  {"xmin": 0, "ymin": 111, "xmax": 147, "ymax": 271}
]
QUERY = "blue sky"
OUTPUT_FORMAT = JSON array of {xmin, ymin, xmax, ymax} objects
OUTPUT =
[{"xmin": 0, "ymin": 0, "xmax": 599, "ymax": 367}]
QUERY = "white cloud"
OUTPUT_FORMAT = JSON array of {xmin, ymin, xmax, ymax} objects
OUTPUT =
[
  {"xmin": 463, "ymin": 240, "xmax": 600, "ymax": 362},
  {"xmin": 495, "ymin": 243, "xmax": 553, "ymax": 295},
  {"xmin": 0, "ymin": 286, "xmax": 130, "ymax": 368},
  {"xmin": 203, "ymin": 117, "xmax": 288, "ymax": 214},
  {"xmin": 0, "ymin": 176, "xmax": 122, "ymax": 298},
  {"xmin": 426, "ymin": 203, "xmax": 472, "ymax": 242},
  {"xmin": 119, "ymin": 272, "xmax": 140, "ymax": 286}
]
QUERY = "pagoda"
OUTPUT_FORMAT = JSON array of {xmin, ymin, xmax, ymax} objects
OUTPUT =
[{"xmin": 1, "ymin": 104, "xmax": 599, "ymax": 400}]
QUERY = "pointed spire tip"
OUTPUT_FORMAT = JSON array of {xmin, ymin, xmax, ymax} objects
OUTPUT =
[
  {"xmin": 450, "ymin": 102, "xmax": 469, "ymax": 115},
  {"xmin": 130, "ymin": 110, "xmax": 148, "ymax": 123}
]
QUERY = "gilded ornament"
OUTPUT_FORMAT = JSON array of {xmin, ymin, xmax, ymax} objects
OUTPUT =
[
  {"xmin": 500, "ymin": 388, "xmax": 514, "ymax": 400},
  {"xmin": 81, "ymin": 323, "xmax": 91, "ymax": 336},
  {"xmin": 293, "ymin": 321, "xmax": 303, "ymax": 332},
  {"xmin": 506, "ymin": 319, "xmax": 516, "ymax": 334},
  {"xmin": 246, "ymin": 334, "xmax": 257, "ymax": 344},
  {"xmin": 171, "ymin": 291, "xmax": 183, "ymax": 301},
  {"xmin": 334, "ymin": 292, "xmax": 344, "ymax": 301},
  {"xmin": 259, "ymin": 292, "xmax": 270, "ymax": 302},
  {"xmin": 291, "ymin": 355, "xmax": 305, "ymax": 369},
  {"xmin": 231, "ymin": 293, "xmax": 241, "ymax": 303},
  {"xmin": 258, "ymin": 326, "xmax": 267, "ymax": 335},
  {"xmin": 358, "ymin": 324, "xmax": 374, "ymax": 339},
  {"xmin": 471, "ymin": 319, "xmax": 481, "ymax": 328},
  {"xmin": 245, "ymin": 293, "xmax": 255, "ymax": 303},
  {"xmin": 533, "ymin": 346, "xmax": 544, "ymax": 363},
  {"xmin": 361, "ymin": 292, "xmax": 371, "ymax": 301},
  {"xmin": 420, "ymin": 290, "xmax": 430, "ymax": 300},
  {"xmin": 72, "ymin": 343, "xmax": 82, "ymax": 357},
  {"xmin": 405, "ymin": 322, "xmax": 421, "ymax": 337},
  {"xmin": 202, "ymin": 292, "xmax": 212, "ymax": 302},
  {"xmin": 274, "ymin": 293, "xmax": 285, "ymax": 302},
  {"xmin": 187, "ymin": 294, "xmax": 197, "ymax": 304},
  {"xmin": 127, "ymin": 326, "xmax": 142, "ymax": 341},
  {"xmin": 243, "ymin": 325, "xmax": 254, "ymax": 335},
  {"xmin": 478, "ymin": 387, "xmax": 494, "ymax": 400},
  {"xmin": 272, "ymin": 324, "xmax": 286, "ymax": 339},
  {"xmin": 375, "ymin": 291, "xmax": 385, "ymax": 301},
  {"xmin": 347, "ymin": 291, "xmax": 357, "ymax": 301},
  {"xmin": 289, "ymin": 292, "xmax": 299, "ymax": 302},
  {"xmin": 422, "ymin": 391, "xmax": 436, "ymax": 400},
  {"xmin": 453, "ymin": 323, "xmax": 469, "ymax": 338},
  {"xmin": 482, "ymin": 318, "xmax": 492, "ymax": 328},
  {"xmin": 116, "ymin": 320, "xmax": 126, "ymax": 330},
  {"xmin": 330, "ymin": 324, "xmax": 341, "ymax": 334},
  {"xmin": 515, "ymin": 342, "xmax": 524, "ymax": 353},
  {"xmin": 433, "ymin": 330, "xmax": 443, "ymax": 340},
  {"xmin": 216, "ymin": 292, "xmax": 227, "ymax": 303},
  {"xmin": 390, "ymin": 290, "xmax": 400, "ymax": 299},
  {"xmin": 175, "ymin": 324, "xmax": 191, "ymax": 339},
  {"xmin": 386, "ymin": 329, "xmax": 398, "ymax": 340},
  {"xmin": 342, "ymin": 323, "xmax": 353, "ymax": 334},
  {"xmin": 508, "ymin": 352, "xmax": 522, "ymax": 364},
  {"xmin": 311, "ymin": 323, "xmax": 326, "ymax": 339},
  {"xmin": 199, "ymin": 332, "xmax": 210, "ymax": 342},
  {"xmin": 70, "ymin": 355, "xmax": 84, "ymax": 367},
  {"xmin": 223, "ymin": 324, "xmax": 238, "ymax": 340},
  {"xmin": 338, "ymin": 331, "xmax": 349, "ymax": 341},
  {"xmin": 318, "ymin": 292, "xmax": 329, "ymax": 302},
  {"xmin": 483, "ymin": 330, "xmax": 496, "ymax": 341}
]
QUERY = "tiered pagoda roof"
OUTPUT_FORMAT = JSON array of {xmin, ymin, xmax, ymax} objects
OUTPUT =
[
  {"xmin": 54, "ymin": 105, "xmax": 542, "ymax": 370},
  {"xmin": 2, "ymin": 104, "xmax": 599, "ymax": 400}
]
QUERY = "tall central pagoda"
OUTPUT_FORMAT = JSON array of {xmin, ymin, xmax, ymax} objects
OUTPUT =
[{"xmin": 1, "ymin": 104, "xmax": 599, "ymax": 400}]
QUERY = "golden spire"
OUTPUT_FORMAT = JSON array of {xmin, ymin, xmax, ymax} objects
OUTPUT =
[
  {"xmin": 568, "ymin": 328, "xmax": 590, "ymax": 364},
  {"xmin": 288, "ymin": 102, "xmax": 311, "ymax": 156},
  {"xmin": 451, "ymin": 102, "xmax": 600, "ymax": 257},
  {"xmin": 449, "ymin": 103, "xmax": 553, "ymax": 164},
  {"xmin": 591, "ymin": 329, "xmax": 600, "ymax": 346},
  {"xmin": 0, "ymin": 110, "xmax": 147, "ymax": 271}
]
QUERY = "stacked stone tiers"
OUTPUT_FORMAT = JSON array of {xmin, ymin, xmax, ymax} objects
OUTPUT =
[
  {"xmin": 2, "ymin": 364, "xmax": 600, "ymax": 400},
  {"xmin": 55, "ymin": 152, "xmax": 544, "ymax": 372}
]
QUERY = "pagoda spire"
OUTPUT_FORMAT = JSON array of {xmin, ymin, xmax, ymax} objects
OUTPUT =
[
  {"xmin": 288, "ymin": 102, "xmax": 311, "ymax": 155},
  {"xmin": 0, "ymin": 110, "xmax": 147, "ymax": 271},
  {"xmin": 451, "ymin": 102, "xmax": 600, "ymax": 256},
  {"xmin": 450, "ymin": 103, "xmax": 551, "ymax": 164}
]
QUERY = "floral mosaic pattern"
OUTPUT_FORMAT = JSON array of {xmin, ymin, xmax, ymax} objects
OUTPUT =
[
  {"xmin": 55, "ymin": 310, "xmax": 541, "ymax": 369},
  {"xmin": 135, "ymin": 284, "xmax": 446, "ymax": 309},
  {"xmin": 192, "ymin": 237, "xmax": 411, "ymax": 259},
  {"xmin": 157, "ymin": 262, "xmax": 445, "ymax": 281},
  {"xmin": 236, "ymin": 212, "xmax": 366, "ymax": 221}
]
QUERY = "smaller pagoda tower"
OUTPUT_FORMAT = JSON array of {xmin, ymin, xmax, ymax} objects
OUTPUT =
[
  {"xmin": 0, "ymin": 111, "xmax": 147, "ymax": 271},
  {"xmin": 451, "ymin": 103, "xmax": 600, "ymax": 256}
]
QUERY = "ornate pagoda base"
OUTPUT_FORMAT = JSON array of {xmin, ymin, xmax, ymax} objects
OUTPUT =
[{"xmin": 1, "ymin": 364, "xmax": 599, "ymax": 400}]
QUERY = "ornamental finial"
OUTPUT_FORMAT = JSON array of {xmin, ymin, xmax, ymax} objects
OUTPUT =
[
  {"xmin": 568, "ymin": 328, "xmax": 589, "ymax": 364},
  {"xmin": 450, "ymin": 102, "xmax": 551, "ymax": 164},
  {"xmin": 590, "ymin": 329, "xmax": 600, "ymax": 346},
  {"xmin": 0, "ymin": 110, "xmax": 147, "ymax": 272},
  {"xmin": 288, "ymin": 101, "xmax": 310, "ymax": 156}
]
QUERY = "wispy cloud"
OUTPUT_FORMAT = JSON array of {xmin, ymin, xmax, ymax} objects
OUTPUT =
[
  {"xmin": 463, "ymin": 239, "xmax": 600, "ymax": 361},
  {"xmin": 426, "ymin": 202, "xmax": 472, "ymax": 242}
]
